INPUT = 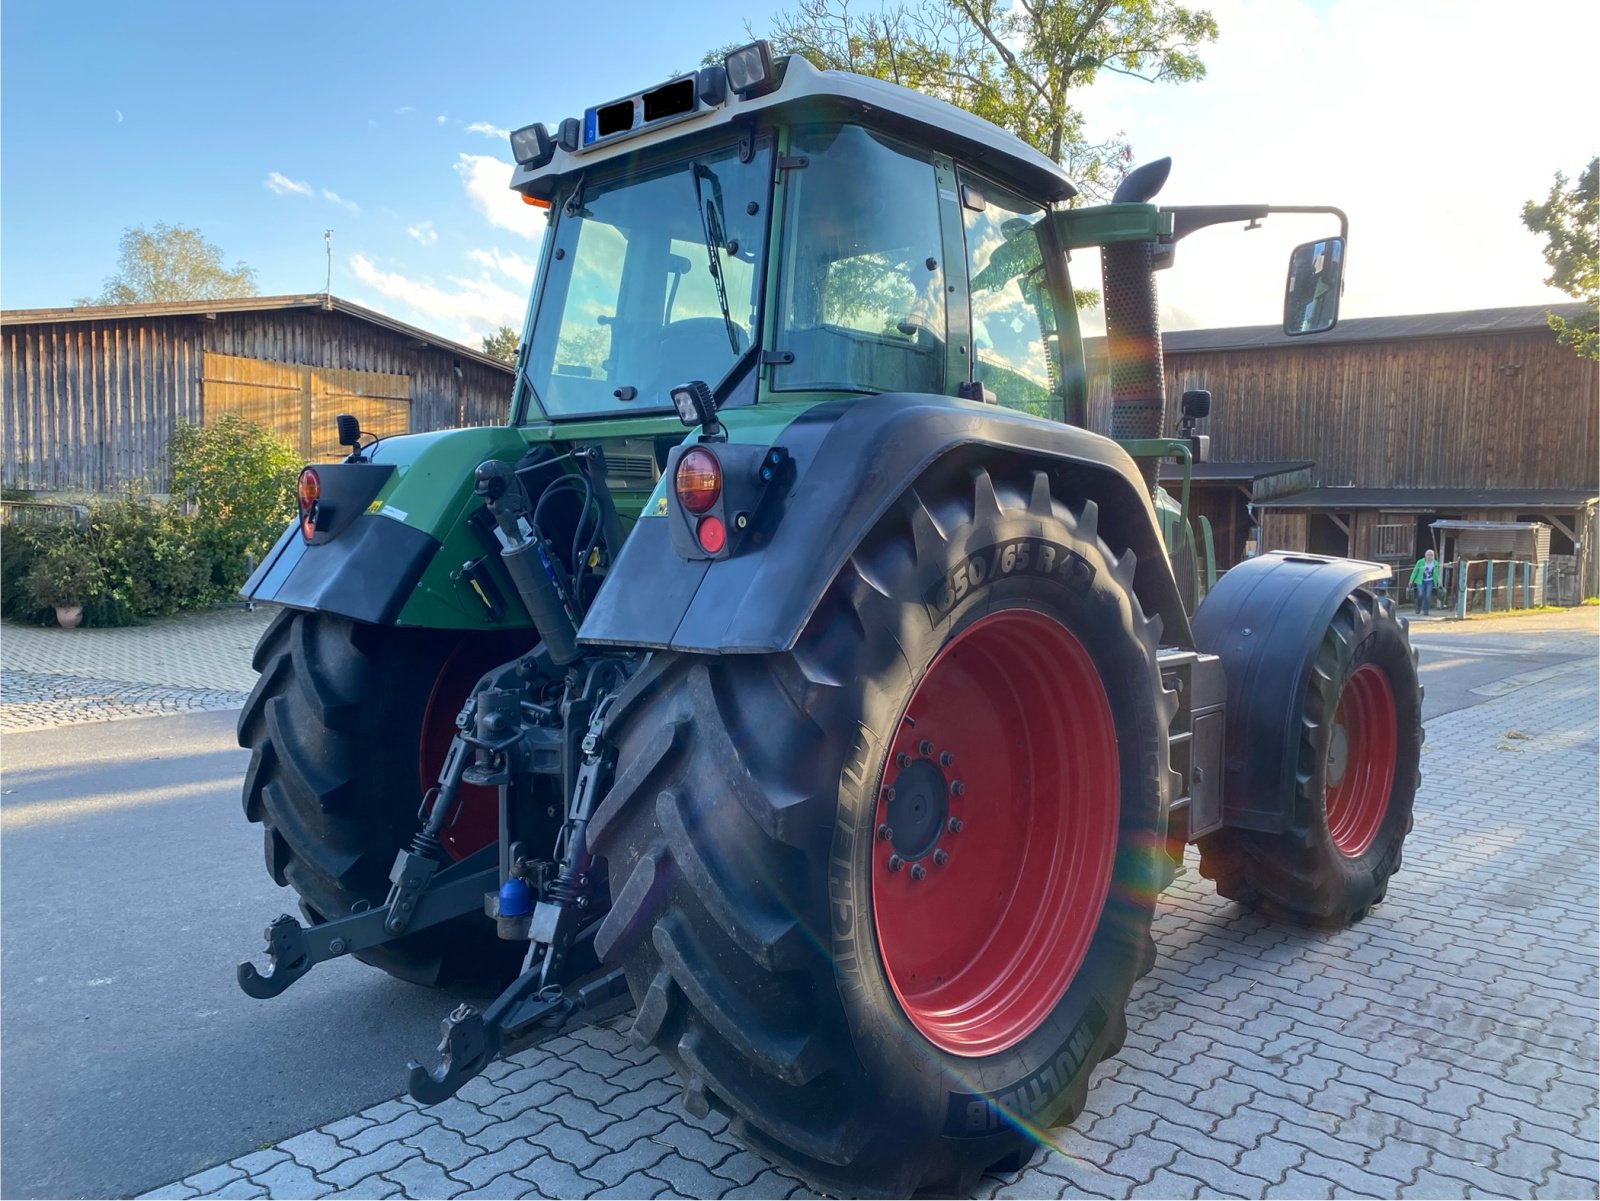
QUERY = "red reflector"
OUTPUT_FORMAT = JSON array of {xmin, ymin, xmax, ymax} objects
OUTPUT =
[
  {"xmin": 697, "ymin": 514, "xmax": 727, "ymax": 554},
  {"xmin": 298, "ymin": 468, "xmax": 321, "ymax": 541},
  {"xmin": 675, "ymin": 448, "xmax": 722, "ymax": 514}
]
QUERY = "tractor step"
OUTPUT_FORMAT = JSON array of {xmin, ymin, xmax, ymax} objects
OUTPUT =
[
  {"xmin": 407, "ymin": 963, "xmax": 631, "ymax": 1104},
  {"xmin": 236, "ymin": 848, "xmax": 497, "ymax": 999}
]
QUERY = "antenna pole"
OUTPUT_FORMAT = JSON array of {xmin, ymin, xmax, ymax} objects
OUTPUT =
[{"xmin": 324, "ymin": 229, "xmax": 334, "ymax": 295}]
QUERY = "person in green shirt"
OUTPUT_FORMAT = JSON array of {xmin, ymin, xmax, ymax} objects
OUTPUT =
[{"xmin": 1409, "ymin": 549, "xmax": 1438, "ymax": 616}]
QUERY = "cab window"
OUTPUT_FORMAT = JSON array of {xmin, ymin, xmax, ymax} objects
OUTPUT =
[
  {"xmin": 959, "ymin": 176, "xmax": 1061, "ymax": 418},
  {"xmin": 774, "ymin": 125, "xmax": 947, "ymax": 394}
]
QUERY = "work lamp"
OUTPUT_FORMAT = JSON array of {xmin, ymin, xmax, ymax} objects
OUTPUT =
[
  {"xmin": 508, "ymin": 123, "xmax": 554, "ymax": 168},
  {"xmin": 671, "ymin": 379, "xmax": 718, "ymax": 434},
  {"xmin": 723, "ymin": 41, "xmax": 775, "ymax": 96}
]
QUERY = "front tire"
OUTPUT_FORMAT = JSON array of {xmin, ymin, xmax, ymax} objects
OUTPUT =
[
  {"xmin": 587, "ymin": 461, "xmax": 1173, "ymax": 1196},
  {"xmin": 1198, "ymin": 589, "xmax": 1422, "ymax": 927}
]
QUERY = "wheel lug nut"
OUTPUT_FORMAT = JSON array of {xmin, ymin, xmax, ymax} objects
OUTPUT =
[
  {"xmin": 877, "ymin": 824, "xmax": 893, "ymax": 841},
  {"xmin": 939, "ymin": 750, "xmax": 954, "ymax": 767},
  {"xmin": 882, "ymin": 787, "xmax": 896, "ymax": 801},
  {"xmin": 887, "ymin": 854, "xmax": 904, "ymax": 872},
  {"xmin": 951, "ymin": 780, "xmax": 966, "ymax": 796},
  {"xmin": 933, "ymin": 849, "xmax": 949, "ymax": 866},
  {"xmin": 910, "ymin": 863, "xmax": 927, "ymax": 881},
  {"xmin": 918, "ymin": 739, "xmax": 934, "ymax": 756},
  {"xmin": 896, "ymin": 753, "xmax": 911, "ymax": 769},
  {"xmin": 948, "ymin": 818, "xmax": 963, "ymax": 833}
]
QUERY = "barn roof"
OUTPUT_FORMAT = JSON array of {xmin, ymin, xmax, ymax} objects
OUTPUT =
[
  {"xmin": 1154, "ymin": 303, "xmax": 1592, "ymax": 354},
  {"xmin": 0, "ymin": 294, "xmax": 515, "ymax": 375},
  {"xmin": 1255, "ymin": 486, "xmax": 1598, "ymax": 510},
  {"xmin": 1158, "ymin": 460, "xmax": 1313, "ymax": 483}
]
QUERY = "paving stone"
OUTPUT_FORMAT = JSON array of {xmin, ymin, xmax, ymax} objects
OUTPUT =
[
  {"xmin": 583, "ymin": 1138, "xmax": 673, "ymax": 1187},
  {"xmin": 403, "ymin": 1124, "xmax": 484, "ymax": 1172},
  {"xmin": 451, "ymin": 1140, "xmax": 542, "ymax": 1189},
  {"xmin": 278, "ymin": 1129, "xmax": 356, "ymax": 1173},
  {"xmin": 180, "ymin": 1164, "xmax": 246, "ymax": 1193},
  {"xmin": 342, "ymin": 1110, "xmax": 436, "ymax": 1156},
  {"xmin": 464, "ymin": 1107, "xmax": 560, "ymax": 1156},
  {"xmin": 721, "ymin": 1169, "xmax": 811, "ymax": 1199},
  {"xmin": 320, "ymin": 1143, "xmax": 423, "ymax": 1189},
  {"xmin": 250, "ymin": 1159, "xmax": 333, "ymax": 1200},
  {"xmin": 592, "ymin": 1108, "xmax": 678, "ymax": 1153},
  {"xmin": 380, "ymin": 1154, "xmax": 467, "ymax": 1198},
  {"xmin": 427, "ymin": 1098, "xmax": 501, "ymax": 1139},
  {"xmin": 324, "ymin": 1174, "xmax": 403, "ymax": 1200},
  {"xmin": 322, "ymin": 1115, "xmax": 377, "ymax": 1143},
  {"xmin": 515, "ymin": 1153, "xmax": 598, "ymax": 1198},
  {"xmin": 646, "ymin": 1154, "xmax": 743, "ymax": 1199},
  {"xmin": 521, "ymin": 1118, "xmax": 610, "ymax": 1170},
  {"xmin": 137, "ymin": 1186, "xmax": 199, "ymax": 1200},
  {"xmin": 455, "ymin": 1172, "xmax": 540, "ymax": 1200},
  {"xmin": 209, "ymin": 1180, "xmax": 268, "ymax": 1200}
]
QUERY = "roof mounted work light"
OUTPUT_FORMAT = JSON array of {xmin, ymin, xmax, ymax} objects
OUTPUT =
[
  {"xmin": 723, "ymin": 41, "xmax": 775, "ymax": 96},
  {"xmin": 508, "ymin": 123, "xmax": 555, "ymax": 168}
]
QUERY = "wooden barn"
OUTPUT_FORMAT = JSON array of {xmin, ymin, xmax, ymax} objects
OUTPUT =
[
  {"xmin": 1, "ymin": 294, "xmax": 516, "ymax": 494},
  {"xmin": 1091, "ymin": 303, "xmax": 1599, "ymax": 595}
]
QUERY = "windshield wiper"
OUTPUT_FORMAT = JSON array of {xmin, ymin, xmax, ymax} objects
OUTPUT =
[{"xmin": 690, "ymin": 161, "xmax": 741, "ymax": 356}]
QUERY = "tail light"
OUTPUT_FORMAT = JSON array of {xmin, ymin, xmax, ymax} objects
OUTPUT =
[
  {"xmin": 675, "ymin": 448, "xmax": 722, "ymax": 514},
  {"xmin": 696, "ymin": 514, "xmax": 727, "ymax": 555},
  {"xmin": 298, "ymin": 467, "xmax": 321, "ymax": 540}
]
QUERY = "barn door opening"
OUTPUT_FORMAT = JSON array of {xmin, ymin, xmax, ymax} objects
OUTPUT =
[{"xmin": 1307, "ymin": 511, "xmax": 1350, "ymax": 556}]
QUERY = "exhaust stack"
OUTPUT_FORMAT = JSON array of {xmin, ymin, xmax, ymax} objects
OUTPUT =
[{"xmin": 1100, "ymin": 157, "xmax": 1172, "ymax": 492}]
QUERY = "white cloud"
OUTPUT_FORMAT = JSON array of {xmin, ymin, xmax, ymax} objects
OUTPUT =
[
  {"xmin": 323, "ymin": 189, "xmax": 360, "ymax": 215},
  {"xmin": 395, "ymin": 105, "xmax": 415, "ymax": 115},
  {"xmin": 436, "ymin": 114, "xmax": 448, "ymax": 126},
  {"xmin": 407, "ymin": 221, "xmax": 438, "ymax": 246},
  {"xmin": 469, "ymin": 247, "xmax": 538, "ymax": 287},
  {"xmin": 265, "ymin": 171, "xmax": 313, "ymax": 197},
  {"xmin": 348, "ymin": 253, "xmax": 524, "ymax": 341},
  {"xmin": 454, "ymin": 153, "xmax": 541, "ymax": 239},
  {"xmin": 466, "ymin": 121, "xmax": 510, "ymax": 140}
]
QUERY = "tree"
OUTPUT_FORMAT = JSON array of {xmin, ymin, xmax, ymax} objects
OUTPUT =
[
  {"xmin": 1522, "ymin": 157, "xmax": 1598, "ymax": 360},
  {"xmin": 482, "ymin": 324, "xmax": 520, "ymax": 363},
  {"xmin": 79, "ymin": 223, "xmax": 258, "ymax": 306}
]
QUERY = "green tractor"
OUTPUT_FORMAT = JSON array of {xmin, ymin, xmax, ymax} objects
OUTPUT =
[{"xmin": 236, "ymin": 44, "xmax": 1421, "ymax": 1196}]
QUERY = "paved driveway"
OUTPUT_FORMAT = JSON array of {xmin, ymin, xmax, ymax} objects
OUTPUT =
[{"xmin": 3, "ymin": 607, "xmax": 1596, "ymax": 1199}]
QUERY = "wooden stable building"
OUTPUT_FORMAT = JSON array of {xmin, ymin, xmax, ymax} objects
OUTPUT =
[
  {"xmin": 2, "ymin": 295, "xmax": 515, "ymax": 494},
  {"xmin": 1092, "ymin": 303, "xmax": 1599, "ymax": 596}
]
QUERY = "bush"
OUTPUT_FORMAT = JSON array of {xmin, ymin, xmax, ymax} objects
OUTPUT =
[
  {"xmin": 22, "ymin": 536, "xmax": 107, "ymax": 610},
  {"xmin": 1, "ymin": 525, "xmax": 52, "ymax": 623},
  {"xmin": 83, "ymin": 498, "xmax": 213, "ymax": 623},
  {"xmin": 168, "ymin": 413, "xmax": 299, "ymax": 592}
]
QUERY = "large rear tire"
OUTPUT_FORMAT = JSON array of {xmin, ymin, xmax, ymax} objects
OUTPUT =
[
  {"xmin": 237, "ymin": 609, "xmax": 526, "ymax": 985},
  {"xmin": 1198, "ymin": 589, "xmax": 1422, "ymax": 927},
  {"xmin": 587, "ymin": 462, "xmax": 1173, "ymax": 1196}
]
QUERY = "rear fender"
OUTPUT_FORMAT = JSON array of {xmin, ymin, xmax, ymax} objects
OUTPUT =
[
  {"xmin": 579, "ymin": 393, "xmax": 1192, "ymax": 653},
  {"xmin": 1191, "ymin": 552, "xmax": 1388, "ymax": 833}
]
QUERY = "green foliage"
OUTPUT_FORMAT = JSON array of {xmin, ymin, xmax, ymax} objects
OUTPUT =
[
  {"xmin": 78, "ymin": 222, "xmax": 258, "ymax": 307},
  {"xmin": 169, "ymin": 414, "xmax": 300, "ymax": 593},
  {"xmin": 21, "ymin": 534, "xmax": 105, "ymax": 609},
  {"xmin": 82, "ymin": 499, "xmax": 212, "ymax": 624},
  {"xmin": 1522, "ymin": 157, "xmax": 1598, "ymax": 360},
  {"xmin": 482, "ymin": 324, "xmax": 521, "ymax": 363}
]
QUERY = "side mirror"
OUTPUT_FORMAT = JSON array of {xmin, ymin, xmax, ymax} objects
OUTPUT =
[{"xmin": 1284, "ymin": 237, "xmax": 1344, "ymax": 335}]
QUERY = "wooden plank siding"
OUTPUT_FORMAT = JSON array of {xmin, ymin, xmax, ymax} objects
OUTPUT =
[
  {"xmin": 1090, "ymin": 328, "xmax": 1598, "ymax": 491},
  {"xmin": 3, "ymin": 306, "xmax": 513, "ymax": 494}
]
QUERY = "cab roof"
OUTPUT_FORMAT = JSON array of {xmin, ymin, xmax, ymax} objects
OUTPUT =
[{"xmin": 510, "ymin": 55, "xmax": 1078, "ymax": 206}]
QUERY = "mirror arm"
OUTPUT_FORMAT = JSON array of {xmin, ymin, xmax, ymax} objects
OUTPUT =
[{"xmin": 1162, "ymin": 204, "xmax": 1349, "ymax": 244}]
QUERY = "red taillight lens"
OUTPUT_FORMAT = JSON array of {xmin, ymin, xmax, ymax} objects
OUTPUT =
[
  {"xmin": 696, "ymin": 514, "xmax": 727, "ymax": 555},
  {"xmin": 298, "ymin": 468, "xmax": 321, "ymax": 540},
  {"xmin": 675, "ymin": 448, "xmax": 722, "ymax": 514}
]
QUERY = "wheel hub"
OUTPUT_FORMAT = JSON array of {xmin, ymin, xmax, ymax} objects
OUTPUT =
[
  {"xmin": 1326, "ymin": 723, "xmax": 1350, "ymax": 788},
  {"xmin": 884, "ymin": 757, "xmax": 949, "ymax": 861}
]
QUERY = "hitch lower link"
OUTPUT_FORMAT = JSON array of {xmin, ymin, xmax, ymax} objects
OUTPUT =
[{"xmin": 406, "ymin": 693, "xmax": 624, "ymax": 1104}]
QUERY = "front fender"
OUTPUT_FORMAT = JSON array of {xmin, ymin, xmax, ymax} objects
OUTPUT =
[
  {"xmin": 1191, "ymin": 551, "xmax": 1388, "ymax": 832},
  {"xmin": 579, "ymin": 393, "xmax": 1191, "ymax": 653}
]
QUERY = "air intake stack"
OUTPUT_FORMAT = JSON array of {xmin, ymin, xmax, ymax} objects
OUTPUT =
[{"xmin": 1100, "ymin": 157, "xmax": 1172, "ymax": 492}]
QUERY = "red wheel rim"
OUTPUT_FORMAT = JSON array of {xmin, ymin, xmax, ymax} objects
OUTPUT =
[
  {"xmin": 1323, "ymin": 663, "xmax": 1398, "ymax": 858},
  {"xmin": 419, "ymin": 640, "xmax": 514, "ymax": 861},
  {"xmin": 871, "ymin": 608, "xmax": 1119, "ymax": 1058}
]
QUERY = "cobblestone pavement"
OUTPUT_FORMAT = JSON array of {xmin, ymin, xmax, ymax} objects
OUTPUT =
[
  {"xmin": 0, "ymin": 606, "xmax": 273, "ymax": 732},
  {"xmin": 139, "ymin": 643, "xmax": 1600, "ymax": 1201}
]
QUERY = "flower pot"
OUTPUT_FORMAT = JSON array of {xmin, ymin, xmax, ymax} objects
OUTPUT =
[{"xmin": 54, "ymin": 605, "xmax": 84, "ymax": 630}]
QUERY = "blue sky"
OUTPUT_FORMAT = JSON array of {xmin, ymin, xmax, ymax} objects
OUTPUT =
[{"xmin": 4, "ymin": 0, "xmax": 1595, "ymax": 346}]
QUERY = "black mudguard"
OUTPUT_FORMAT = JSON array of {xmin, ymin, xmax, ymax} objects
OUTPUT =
[
  {"xmin": 579, "ymin": 393, "xmax": 1191, "ymax": 654},
  {"xmin": 1191, "ymin": 551, "xmax": 1389, "ymax": 833},
  {"xmin": 242, "ymin": 514, "xmax": 440, "ymax": 626}
]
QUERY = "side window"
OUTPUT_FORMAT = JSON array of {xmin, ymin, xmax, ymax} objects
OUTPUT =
[
  {"xmin": 775, "ymin": 125, "xmax": 946, "ymax": 394},
  {"xmin": 959, "ymin": 176, "xmax": 1060, "ymax": 417}
]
